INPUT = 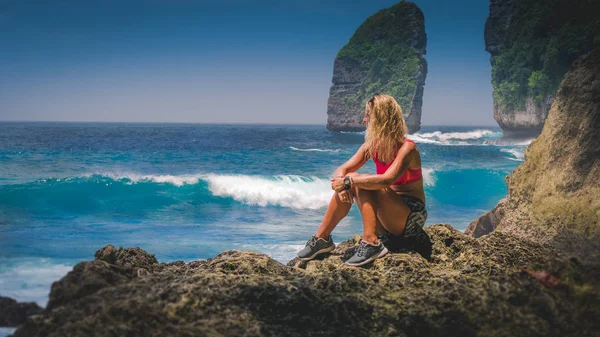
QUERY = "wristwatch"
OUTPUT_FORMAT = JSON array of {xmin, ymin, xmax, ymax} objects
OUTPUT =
[{"xmin": 343, "ymin": 176, "xmax": 352, "ymax": 190}]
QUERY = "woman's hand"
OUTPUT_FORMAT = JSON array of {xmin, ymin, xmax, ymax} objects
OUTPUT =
[
  {"xmin": 331, "ymin": 177, "xmax": 346, "ymax": 192},
  {"xmin": 337, "ymin": 190, "xmax": 353, "ymax": 204}
]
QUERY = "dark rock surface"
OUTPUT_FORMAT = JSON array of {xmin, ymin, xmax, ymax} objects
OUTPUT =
[
  {"xmin": 12, "ymin": 225, "xmax": 600, "ymax": 337},
  {"xmin": 0, "ymin": 296, "xmax": 42, "ymax": 327},
  {"xmin": 326, "ymin": 1, "xmax": 427, "ymax": 133},
  {"xmin": 46, "ymin": 245, "xmax": 159, "ymax": 310}
]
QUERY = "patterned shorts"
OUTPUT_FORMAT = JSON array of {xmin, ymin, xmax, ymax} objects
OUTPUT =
[{"xmin": 398, "ymin": 195, "xmax": 428, "ymax": 235}]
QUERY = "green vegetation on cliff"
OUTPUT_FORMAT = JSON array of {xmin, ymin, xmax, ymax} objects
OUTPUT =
[
  {"xmin": 338, "ymin": 43, "xmax": 421, "ymax": 110},
  {"xmin": 491, "ymin": 0, "xmax": 600, "ymax": 111},
  {"xmin": 336, "ymin": 1, "xmax": 425, "ymax": 110}
]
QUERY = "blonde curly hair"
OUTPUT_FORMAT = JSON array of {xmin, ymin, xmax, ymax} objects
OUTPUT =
[{"xmin": 363, "ymin": 94, "xmax": 407, "ymax": 163}]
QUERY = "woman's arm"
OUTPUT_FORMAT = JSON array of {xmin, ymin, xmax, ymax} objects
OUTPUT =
[
  {"xmin": 332, "ymin": 141, "xmax": 416, "ymax": 191},
  {"xmin": 332, "ymin": 144, "xmax": 369, "ymax": 178}
]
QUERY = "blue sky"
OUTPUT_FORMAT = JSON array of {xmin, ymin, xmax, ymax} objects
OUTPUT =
[{"xmin": 0, "ymin": 0, "xmax": 495, "ymax": 125}]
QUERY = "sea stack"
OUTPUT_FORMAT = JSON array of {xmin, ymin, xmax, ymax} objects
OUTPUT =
[
  {"xmin": 326, "ymin": 1, "xmax": 427, "ymax": 133},
  {"xmin": 485, "ymin": 0, "xmax": 600, "ymax": 140}
]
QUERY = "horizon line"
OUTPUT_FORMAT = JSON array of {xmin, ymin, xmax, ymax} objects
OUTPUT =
[{"xmin": 0, "ymin": 120, "xmax": 501, "ymax": 127}]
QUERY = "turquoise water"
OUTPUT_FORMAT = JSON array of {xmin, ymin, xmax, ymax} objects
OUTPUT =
[{"xmin": 0, "ymin": 122, "xmax": 528, "ymax": 308}]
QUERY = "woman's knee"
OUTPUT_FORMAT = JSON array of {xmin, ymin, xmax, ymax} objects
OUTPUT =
[{"xmin": 354, "ymin": 186, "xmax": 377, "ymax": 202}]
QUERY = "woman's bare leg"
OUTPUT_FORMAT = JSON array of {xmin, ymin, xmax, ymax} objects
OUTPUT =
[
  {"xmin": 314, "ymin": 173, "xmax": 362, "ymax": 239},
  {"xmin": 354, "ymin": 187, "xmax": 412, "ymax": 243},
  {"xmin": 376, "ymin": 217, "xmax": 389, "ymax": 235},
  {"xmin": 315, "ymin": 192, "xmax": 353, "ymax": 239},
  {"xmin": 354, "ymin": 188, "xmax": 380, "ymax": 244},
  {"xmin": 375, "ymin": 188, "xmax": 412, "ymax": 236}
]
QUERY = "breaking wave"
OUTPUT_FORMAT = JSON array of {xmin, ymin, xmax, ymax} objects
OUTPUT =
[
  {"xmin": 500, "ymin": 148, "xmax": 525, "ymax": 161},
  {"xmin": 410, "ymin": 129, "xmax": 502, "ymax": 145},
  {"xmin": 2, "ymin": 170, "xmax": 439, "ymax": 211}
]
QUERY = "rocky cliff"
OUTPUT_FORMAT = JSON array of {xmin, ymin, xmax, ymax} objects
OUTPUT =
[
  {"xmin": 326, "ymin": 1, "xmax": 427, "ymax": 133},
  {"xmin": 468, "ymin": 47, "xmax": 600, "ymax": 261},
  {"xmin": 485, "ymin": 0, "xmax": 600, "ymax": 139}
]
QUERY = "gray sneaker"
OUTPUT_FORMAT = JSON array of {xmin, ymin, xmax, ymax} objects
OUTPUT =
[
  {"xmin": 297, "ymin": 235, "xmax": 335, "ymax": 260},
  {"xmin": 345, "ymin": 240, "xmax": 388, "ymax": 266}
]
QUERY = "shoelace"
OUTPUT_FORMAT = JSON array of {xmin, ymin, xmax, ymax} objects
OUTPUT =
[
  {"xmin": 356, "ymin": 241, "xmax": 371, "ymax": 257},
  {"xmin": 307, "ymin": 236, "xmax": 319, "ymax": 248}
]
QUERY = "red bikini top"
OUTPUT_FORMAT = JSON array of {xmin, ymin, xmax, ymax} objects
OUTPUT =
[{"xmin": 373, "ymin": 139, "xmax": 423, "ymax": 185}]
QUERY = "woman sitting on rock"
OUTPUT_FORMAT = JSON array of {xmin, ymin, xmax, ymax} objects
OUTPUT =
[{"xmin": 297, "ymin": 94, "xmax": 428, "ymax": 266}]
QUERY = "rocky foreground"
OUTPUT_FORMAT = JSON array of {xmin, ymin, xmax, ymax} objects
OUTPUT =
[{"xmin": 8, "ymin": 225, "xmax": 599, "ymax": 337}]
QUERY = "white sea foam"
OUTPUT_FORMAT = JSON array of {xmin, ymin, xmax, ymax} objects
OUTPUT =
[
  {"xmin": 422, "ymin": 168, "xmax": 436, "ymax": 187},
  {"xmin": 484, "ymin": 137, "xmax": 536, "ymax": 146},
  {"xmin": 407, "ymin": 134, "xmax": 443, "ymax": 144},
  {"xmin": 500, "ymin": 148, "xmax": 525, "ymax": 161},
  {"xmin": 83, "ymin": 172, "xmax": 204, "ymax": 186},
  {"xmin": 511, "ymin": 138, "xmax": 535, "ymax": 146},
  {"xmin": 136, "ymin": 174, "xmax": 202, "ymax": 186},
  {"xmin": 49, "ymin": 171, "xmax": 438, "ymax": 207},
  {"xmin": 410, "ymin": 129, "xmax": 502, "ymax": 145},
  {"xmin": 415, "ymin": 129, "xmax": 498, "ymax": 141},
  {"xmin": 339, "ymin": 131, "xmax": 365, "ymax": 135},
  {"xmin": 206, "ymin": 170, "xmax": 436, "ymax": 209},
  {"xmin": 205, "ymin": 174, "xmax": 333, "ymax": 210},
  {"xmin": 289, "ymin": 146, "xmax": 340, "ymax": 153}
]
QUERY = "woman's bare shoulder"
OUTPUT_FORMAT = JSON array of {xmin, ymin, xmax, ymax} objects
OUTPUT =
[
  {"xmin": 359, "ymin": 143, "xmax": 372, "ymax": 159},
  {"xmin": 399, "ymin": 140, "xmax": 417, "ymax": 154},
  {"xmin": 394, "ymin": 140, "xmax": 418, "ymax": 165}
]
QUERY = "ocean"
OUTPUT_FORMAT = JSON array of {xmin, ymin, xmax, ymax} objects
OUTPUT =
[{"xmin": 0, "ymin": 122, "xmax": 529, "ymax": 310}]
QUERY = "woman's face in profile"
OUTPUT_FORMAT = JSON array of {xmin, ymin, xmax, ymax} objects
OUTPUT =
[{"xmin": 363, "ymin": 107, "xmax": 371, "ymax": 125}]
